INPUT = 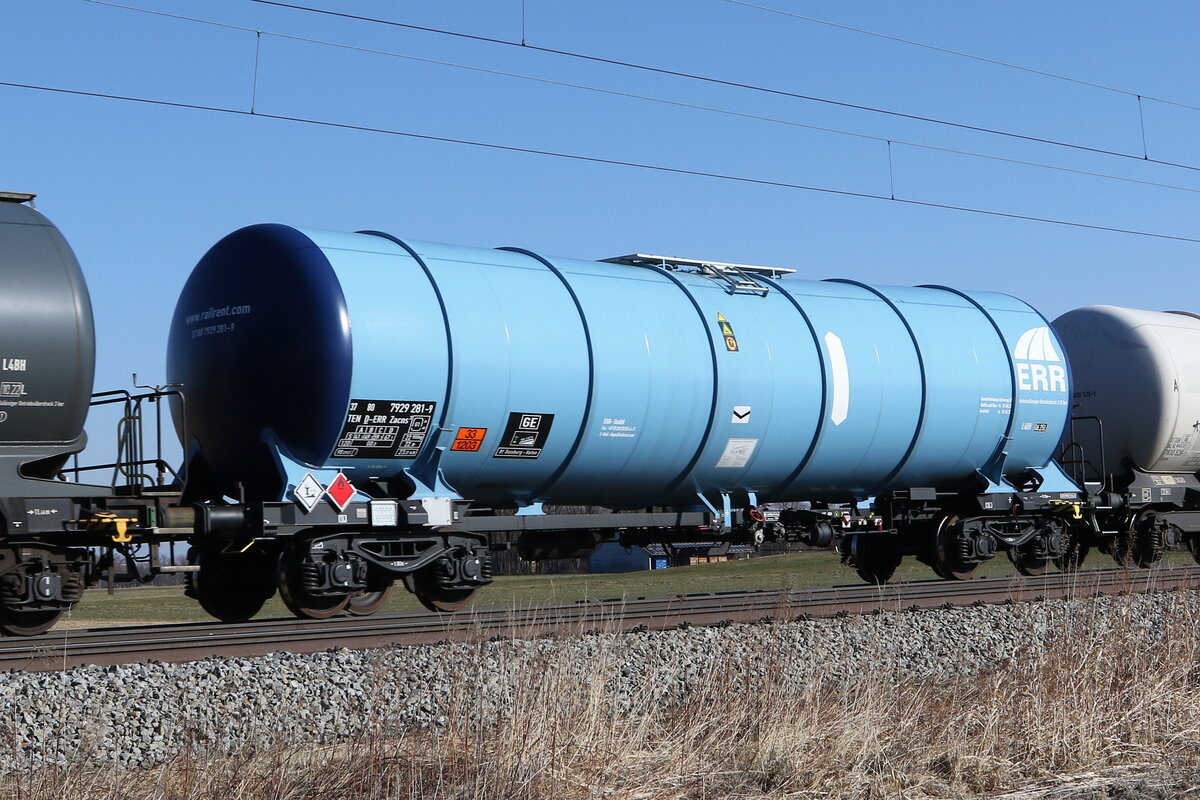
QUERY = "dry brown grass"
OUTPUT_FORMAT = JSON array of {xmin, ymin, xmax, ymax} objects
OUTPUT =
[{"xmin": 6, "ymin": 593, "xmax": 1200, "ymax": 799}]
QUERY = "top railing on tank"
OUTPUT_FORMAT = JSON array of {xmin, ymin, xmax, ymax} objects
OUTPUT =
[
  {"xmin": 602, "ymin": 253, "xmax": 794, "ymax": 296},
  {"xmin": 60, "ymin": 376, "xmax": 188, "ymax": 494}
]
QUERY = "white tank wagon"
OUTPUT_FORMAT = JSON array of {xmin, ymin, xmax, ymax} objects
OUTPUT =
[{"xmin": 1053, "ymin": 306, "xmax": 1200, "ymax": 566}]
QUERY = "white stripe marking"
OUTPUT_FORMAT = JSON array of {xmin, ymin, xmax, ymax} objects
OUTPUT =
[{"xmin": 825, "ymin": 331, "xmax": 850, "ymax": 426}]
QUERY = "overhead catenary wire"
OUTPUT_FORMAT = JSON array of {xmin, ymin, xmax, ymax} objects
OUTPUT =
[
  {"xmin": 720, "ymin": 0, "xmax": 1200, "ymax": 113},
  {"xmin": 242, "ymin": 0, "xmax": 1200, "ymax": 175},
  {"xmin": 5, "ymin": 77, "xmax": 1200, "ymax": 246},
  {"xmin": 76, "ymin": 0, "xmax": 1200, "ymax": 198}
]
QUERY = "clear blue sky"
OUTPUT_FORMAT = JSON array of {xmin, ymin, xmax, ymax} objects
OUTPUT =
[{"xmin": 3, "ymin": 0, "xmax": 1200, "ymax": 467}]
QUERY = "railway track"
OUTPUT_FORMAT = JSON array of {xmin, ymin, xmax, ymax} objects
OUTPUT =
[{"xmin": 4, "ymin": 565, "xmax": 1199, "ymax": 671}]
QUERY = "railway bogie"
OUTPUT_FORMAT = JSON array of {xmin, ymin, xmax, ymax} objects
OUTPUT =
[{"xmin": 0, "ymin": 543, "xmax": 91, "ymax": 635}]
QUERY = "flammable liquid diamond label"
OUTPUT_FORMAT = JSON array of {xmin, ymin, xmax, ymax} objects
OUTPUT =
[{"xmin": 325, "ymin": 473, "xmax": 357, "ymax": 512}]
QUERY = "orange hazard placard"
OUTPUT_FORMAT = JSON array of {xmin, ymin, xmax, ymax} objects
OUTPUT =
[{"xmin": 450, "ymin": 427, "xmax": 488, "ymax": 452}]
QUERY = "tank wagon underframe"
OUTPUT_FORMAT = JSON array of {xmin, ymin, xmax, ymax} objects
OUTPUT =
[
  {"xmin": 3, "ymin": 462, "xmax": 1200, "ymax": 636},
  {"xmin": 0, "ymin": 484, "xmax": 767, "ymax": 630}
]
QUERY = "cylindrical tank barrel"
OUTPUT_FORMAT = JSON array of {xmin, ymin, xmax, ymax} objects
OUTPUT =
[
  {"xmin": 167, "ymin": 225, "xmax": 1071, "ymax": 506},
  {"xmin": 0, "ymin": 199, "xmax": 95, "ymax": 480},
  {"xmin": 1054, "ymin": 305, "xmax": 1200, "ymax": 477}
]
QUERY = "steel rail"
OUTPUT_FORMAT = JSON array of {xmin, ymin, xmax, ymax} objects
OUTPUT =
[{"xmin": 4, "ymin": 565, "xmax": 1198, "ymax": 672}]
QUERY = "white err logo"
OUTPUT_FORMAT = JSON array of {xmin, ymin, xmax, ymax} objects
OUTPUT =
[{"xmin": 1014, "ymin": 327, "xmax": 1067, "ymax": 393}]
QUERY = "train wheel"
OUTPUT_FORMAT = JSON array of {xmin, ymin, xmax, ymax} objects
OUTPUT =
[
  {"xmin": 403, "ymin": 570, "xmax": 477, "ymax": 613},
  {"xmin": 0, "ymin": 606, "xmax": 63, "ymax": 636},
  {"xmin": 934, "ymin": 516, "xmax": 980, "ymax": 580},
  {"xmin": 189, "ymin": 545, "xmax": 276, "ymax": 623},
  {"xmin": 346, "ymin": 585, "xmax": 394, "ymax": 617},
  {"xmin": 1188, "ymin": 535, "xmax": 1200, "ymax": 566},
  {"xmin": 277, "ymin": 541, "xmax": 350, "ymax": 620},
  {"xmin": 847, "ymin": 534, "xmax": 902, "ymax": 585},
  {"xmin": 1006, "ymin": 547, "xmax": 1048, "ymax": 577},
  {"xmin": 937, "ymin": 563, "xmax": 979, "ymax": 580}
]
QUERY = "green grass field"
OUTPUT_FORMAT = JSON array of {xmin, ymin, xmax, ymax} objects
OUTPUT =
[{"xmin": 57, "ymin": 547, "xmax": 1198, "ymax": 628}]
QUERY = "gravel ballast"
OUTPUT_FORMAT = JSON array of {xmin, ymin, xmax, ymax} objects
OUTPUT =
[{"xmin": 0, "ymin": 589, "xmax": 1194, "ymax": 771}]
